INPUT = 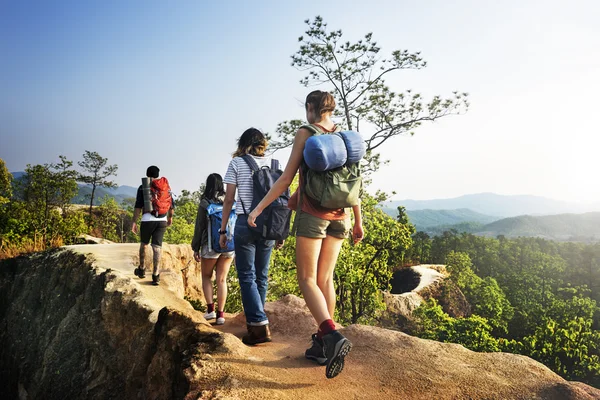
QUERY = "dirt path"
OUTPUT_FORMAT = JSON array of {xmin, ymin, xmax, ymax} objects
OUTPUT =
[
  {"xmin": 65, "ymin": 244, "xmax": 394, "ymax": 399},
  {"xmin": 66, "ymin": 244, "xmax": 194, "ymax": 319},
  {"xmin": 213, "ymin": 320, "xmax": 384, "ymax": 400}
]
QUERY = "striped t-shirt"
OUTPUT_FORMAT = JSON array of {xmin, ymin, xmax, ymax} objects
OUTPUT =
[{"xmin": 223, "ymin": 155, "xmax": 272, "ymax": 215}]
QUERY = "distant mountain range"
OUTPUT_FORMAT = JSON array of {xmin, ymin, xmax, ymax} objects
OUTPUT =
[
  {"xmin": 381, "ymin": 206, "xmax": 600, "ymax": 242},
  {"xmin": 380, "ymin": 193, "xmax": 600, "ymax": 242},
  {"xmin": 381, "ymin": 208, "xmax": 500, "ymax": 228},
  {"xmin": 387, "ymin": 193, "xmax": 600, "ymax": 218},
  {"xmin": 72, "ymin": 184, "xmax": 138, "ymax": 206},
  {"xmin": 476, "ymin": 212, "xmax": 600, "ymax": 241},
  {"xmin": 10, "ymin": 171, "xmax": 138, "ymax": 206}
]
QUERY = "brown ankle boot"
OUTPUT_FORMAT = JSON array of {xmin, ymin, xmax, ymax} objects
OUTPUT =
[{"xmin": 242, "ymin": 324, "xmax": 272, "ymax": 345}]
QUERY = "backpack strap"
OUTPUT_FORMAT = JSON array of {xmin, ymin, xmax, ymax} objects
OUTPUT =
[
  {"xmin": 300, "ymin": 124, "xmax": 321, "ymax": 136},
  {"xmin": 241, "ymin": 154, "xmax": 260, "ymax": 172},
  {"xmin": 239, "ymin": 155, "xmax": 259, "ymax": 216},
  {"xmin": 271, "ymin": 159, "xmax": 280, "ymax": 171},
  {"xmin": 291, "ymin": 126, "xmax": 323, "ymax": 235}
]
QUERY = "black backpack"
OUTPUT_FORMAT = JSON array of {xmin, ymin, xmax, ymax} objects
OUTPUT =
[{"xmin": 240, "ymin": 155, "xmax": 292, "ymax": 240}]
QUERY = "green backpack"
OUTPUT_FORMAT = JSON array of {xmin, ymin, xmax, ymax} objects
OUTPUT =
[{"xmin": 299, "ymin": 124, "xmax": 363, "ymax": 210}]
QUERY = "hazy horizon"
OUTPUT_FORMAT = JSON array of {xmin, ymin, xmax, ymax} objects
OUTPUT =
[{"xmin": 2, "ymin": 1, "xmax": 599, "ymax": 203}]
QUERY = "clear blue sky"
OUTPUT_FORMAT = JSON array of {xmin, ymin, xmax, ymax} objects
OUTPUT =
[{"xmin": 1, "ymin": 1, "xmax": 599, "ymax": 203}]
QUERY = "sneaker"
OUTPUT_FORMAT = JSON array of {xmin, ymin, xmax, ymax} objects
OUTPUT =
[
  {"xmin": 134, "ymin": 267, "xmax": 145, "ymax": 279},
  {"xmin": 242, "ymin": 324, "xmax": 272, "ymax": 345},
  {"xmin": 305, "ymin": 334, "xmax": 327, "ymax": 365},
  {"xmin": 151, "ymin": 274, "xmax": 160, "ymax": 286},
  {"xmin": 204, "ymin": 311, "xmax": 216, "ymax": 320},
  {"xmin": 215, "ymin": 316, "xmax": 225, "ymax": 325},
  {"xmin": 322, "ymin": 330, "xmax": 352, "ymax": 379}
]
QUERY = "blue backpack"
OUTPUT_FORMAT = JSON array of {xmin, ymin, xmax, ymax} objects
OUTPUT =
[
  {"xmin": 206, "ymin": 202, "xmax": 237, "ymax": 253},
  {"xmin": 240, "ymin": 155, "xmax": 292, "ymax": 240}
]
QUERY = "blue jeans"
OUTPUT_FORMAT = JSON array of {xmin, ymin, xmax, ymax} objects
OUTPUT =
[{"xmin": 234, "ymin": 215, "xmax": 275, "ymax": 325}]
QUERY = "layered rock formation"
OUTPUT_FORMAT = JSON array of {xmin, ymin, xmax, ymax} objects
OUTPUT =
[
  {"xmin": 0, "ymin": 245, "xmax": 598, "ymax": 399},
  {"xmin": 382, "ymin": 265, "xmax": 472, "ymax": 330}
]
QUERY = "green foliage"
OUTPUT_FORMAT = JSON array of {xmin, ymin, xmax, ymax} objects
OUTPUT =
[
  {"xmin": 175, "ymin": 202, "xmax": 199, "ymax": 225},
  {"xmin": 97, "ymin": 195, "xmax": 121, "ymax": 242},
  {"xmin": 223, "ymin": 264, "xmax": 243, "ymax": 314},
  {"xmin": 446, "ymin": 251, "xmax": 479, "ymax": 289},
  {"xmin": 409, "ymin": 231, "xmax": 600, "ymax": 388},
  {"xmin": 335, "ymin": 192, "xmax": 414, "ymax": 324},
  {"xmin": 272, "ymin": 16, "xmax": 469, "ymax": 172},
  {"xmin": 445, "ymin": 251, "xmax": 513, "ymax": 334},
  {"xmin": 268, "ymin": 235, "xmax": 302, "ymax": 301},
  {"xmin": 6, "ymin": 159, "xmax": 83, "ymax": 247},
  {"xmin": 0, "ymin": 158, "xmax": 12, "ymax": 205},
  {"xmin": 469, "ymin": 277, "xmax": 514, "ymax": 335},
  {"xmin": 520, "ymin": 316, "xmax": 600, "ymax": 385},
  {"xmin": 0, "ymin": 154, "xmax": 125, "ymax": 256},
  {"xmin": 175, "ymin": 186, "xmax": 204, "ymax": 207},
  {"xmin": 77, "ymin": 150, "xmax": 118, "ymax": 223},
  {"xmin": 412, "ymin": 299, "xmax": 501, "ymax": 352},
  {"xmin": 410, "ymin": 231, "xmax": 432, "ymax": 264},
  {"xmin": 163, "ymin": 217, "xmax": 195, "ymax": 245},
  {"xmin": 163, "ymin": 200, "xmax": 198, "ymax": 244},
  {"xmin": 185, "ymin": 296, "xmax": 206, "ymax": 312},
  {"xmin": 50, "ymin": 155, "xmax": 79, "ymax": 214}
]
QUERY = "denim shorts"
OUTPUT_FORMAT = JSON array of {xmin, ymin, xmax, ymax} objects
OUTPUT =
[{"xmin": 200, "ymin": 243, "xmax": 234, "ymax": 259}]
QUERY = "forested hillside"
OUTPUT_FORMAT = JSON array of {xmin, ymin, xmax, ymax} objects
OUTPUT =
[{"xmin": 406, "ymin": 230, "xmax": 600, "ymax": 387}]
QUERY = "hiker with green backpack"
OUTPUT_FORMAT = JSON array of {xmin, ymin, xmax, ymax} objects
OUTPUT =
[{"xmin": 247, "ymin": 90, "xmax": 365, "ymax": 379}]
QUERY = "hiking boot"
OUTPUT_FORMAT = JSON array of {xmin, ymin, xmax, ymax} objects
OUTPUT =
[
  {"xmin": 305, "ymin": 333, "xmax": 327, "ymax": 365},
  {"xmin": 134, "ymin": 267, "xmax": 145, "ymax": 279},
  {"xmin": 322, "ymin": 330, "xmax": 352, "ymax": 379},
  {"xmin": 152, "ymin": 274, "xmax": 160, "ymax": 286},
  {"xmin": 242, "ymin": 324, "xmax": 272, "ymax": 345},
  {"xmin": 204, "ymin": 311, "xmax": 216, "ymax": 320}
]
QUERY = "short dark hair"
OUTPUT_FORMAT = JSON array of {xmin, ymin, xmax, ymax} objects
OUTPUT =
[{"xmin": 146, "ymin": 165, "xmax": 160, "ymax": 178}]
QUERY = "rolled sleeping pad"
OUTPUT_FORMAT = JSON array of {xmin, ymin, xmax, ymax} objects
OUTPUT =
[
  {"xmin": 303, "ymin": 133, "xmax": 347, "ymax": 171},
  {"xmin": 338, "ymin": 130, "xmax": 366, "ymax": 164},
  {"xmin": 141, "ymin": 177, "xmax": 154, "ymax": 212}
]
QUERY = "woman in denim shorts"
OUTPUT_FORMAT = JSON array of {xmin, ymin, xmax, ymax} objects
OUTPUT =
[{"xmin": 191, "ymin": 173, "xmax": 234, "ymax": 325}]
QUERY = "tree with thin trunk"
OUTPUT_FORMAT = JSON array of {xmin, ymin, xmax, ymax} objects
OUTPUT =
[
  {"xmin": 271, "ymin": 16, "xmax": 470, "ymax": 172},
  {"xmin": 77, "ymin": 151, "xmax": 118, "ymax": 225},
  {"xmin": 0, "ymin": 158, "xmax": 12, "ymax": 206},
  {"xmin": 50, "ymin": 155, "xmax": 78, "ymax": 216}
]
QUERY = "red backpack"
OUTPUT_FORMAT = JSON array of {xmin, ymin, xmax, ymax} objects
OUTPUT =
[{"xmin": 150, "ymin": 177, "xmax": 172, "ymax": 217}]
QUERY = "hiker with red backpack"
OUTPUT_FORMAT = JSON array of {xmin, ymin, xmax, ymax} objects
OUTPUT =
[
  {"xmin": 247, "ymin": 91, "xmax": 365, "ymax": 379},
  {"xmin": 220, "ymin": 128, "xmax": 290, "ymax": 345},
  {"xmin": 191, "ymin": 173, "xmax": 235, "ymax": 325},
  {"xmin": 132, "ymin": 165, "xmax": 175, "ymax": 286}
]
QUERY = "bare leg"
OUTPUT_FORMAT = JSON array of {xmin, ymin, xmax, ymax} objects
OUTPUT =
[
  {"xmin": 296, "ymin": 236, "xmax": 330, "ymax": 325},
  {"xmin": 215, "ymin": 256, "xmax": 234, "ymax": 312},
  {"xmin": 151, "ymin": 244, "xmax": 162, "ymax": 276},
  {"xmin": 201, "ymin": 258, "xmax": 218, "ymax": 306},
  {"xmin": 317, "ymin": 235, "xmax": 345, "ymax": 319}
]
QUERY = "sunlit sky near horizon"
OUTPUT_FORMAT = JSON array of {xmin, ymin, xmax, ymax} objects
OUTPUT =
[{"xmin": 1, "ymin": 0, "xmax": 599, "ymax": 203}]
